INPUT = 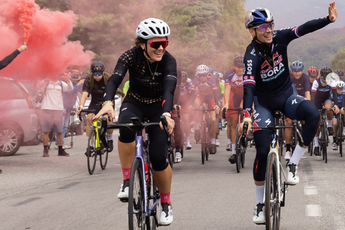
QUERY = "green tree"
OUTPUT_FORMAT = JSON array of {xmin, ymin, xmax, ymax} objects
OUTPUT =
[{"xmin": 331, "ymin": 47, "xmax": 345, "ymax": 71}]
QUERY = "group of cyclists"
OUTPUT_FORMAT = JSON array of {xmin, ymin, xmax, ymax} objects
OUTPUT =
[{"xmin": 70, "ymin": 1, "xmax": 339, "ymax": 227}]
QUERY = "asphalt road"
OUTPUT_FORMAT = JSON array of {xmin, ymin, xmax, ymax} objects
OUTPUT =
[{"xmin": 1, "ymin": 129, "xmax": 345, "ymax": 230}]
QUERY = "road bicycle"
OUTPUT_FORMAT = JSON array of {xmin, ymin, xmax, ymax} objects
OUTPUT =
[
  {"xmin": 107, "ymin": 116, "xmax": 169, "ymax": 229},
  {"xmin": 193, "ymin": 106, "xmax": 215, "ymax": 164},
  {"xmin": 79, "ymin": 109, "xmax": 109, "ymax": 175},
  {"xmin": 253, "ymin": 111, "xmax": 302, "ymax": 230},
  {"xmin": 319, "ymin": 108, "xmax": 332, "ymax": 163},
  {"xmin": 223, "ymin": 107, "xmax": 247, "ymax": 173}
]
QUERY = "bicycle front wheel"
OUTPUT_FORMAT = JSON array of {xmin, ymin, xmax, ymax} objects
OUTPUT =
[
  {"xmin": 129, "ymin": 158, "xmax": 145, "ymax": 230},
  {"xmin": 235, "ymin": 124, "xmax": 242, "ymax": 173},
  {"xmin": 87, "ymin": 126, "xmax": 97, "ymax": 175},
  {"xmin": 265, "ymin": 151, "xmax": 281, "ymax": 230},
  {"xmin": 338, "ymin": 117, "xmax": 343, "ymax": 157},
  {"xmin": 99, "ymin": 142, "xmax": 109, "ymax": 170}
]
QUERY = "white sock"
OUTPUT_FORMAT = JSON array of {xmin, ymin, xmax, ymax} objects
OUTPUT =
[
  {"xmin": 228, "ymin": 139, "xmax": 232, "ymax": 145},
  {"xmin": 107, "ymin": 133, "xmax": 113, "ymax": 140},
  {"xmin": 289, "ymin": 145, "xmax": 306, "ymax": 165},
  {"xmin": 255, "ymin": 185, "xmax": 265, "ymax": 204},
  {"xmin": 314, "ymin": 137, "xmax": 319, "ymax": 147},
  {"xmin": 232, "ymin": 144, "xmax": 236, "ymax": 155},
  {"xmin": 187, "ymin": 136, "xmax": 190, "ymax": 143},
  {"xmin": 211, "ymin": 138, "xmax": 216, "ymax": 144},
  {"xmin": 327, "ymin": 120, "xmax": 332, "ymax": 127}
]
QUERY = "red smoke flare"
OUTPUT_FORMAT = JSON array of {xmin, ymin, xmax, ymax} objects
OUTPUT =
[
  {"xmin": 17, "ymin": 0, "xmax": 35, "ymax": 44},
  {"xmin": 0, "ymin": 0, "xmax": 94, "ymax": 81}
]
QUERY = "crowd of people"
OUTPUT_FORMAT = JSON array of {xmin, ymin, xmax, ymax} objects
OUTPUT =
[{"xmin": 2, "ymin": 0, "xmax": 343, "ymax": 227}]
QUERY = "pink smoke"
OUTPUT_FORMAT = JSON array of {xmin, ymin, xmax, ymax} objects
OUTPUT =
[{"xmin": 0, "ymin": 0, "xmax": 94, "ymax": 80}]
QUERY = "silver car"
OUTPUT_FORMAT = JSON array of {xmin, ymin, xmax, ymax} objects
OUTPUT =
[{"xmin": 0, "ymin": 77, "xmax": 38, "ymax": 156}]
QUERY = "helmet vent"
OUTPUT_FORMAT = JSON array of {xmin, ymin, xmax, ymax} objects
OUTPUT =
[
  {"xmin": 156, "ymin": 27, "xmax": 162, "ymax": 34},
  {"xmin": 149, "ymin": 27, "xmax": 156, "ymax": 34}
]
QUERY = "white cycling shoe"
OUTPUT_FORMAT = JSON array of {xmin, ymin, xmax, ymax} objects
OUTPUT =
[
  {"xmin": 160, "ymin": 203, "xmax": 173, "ymax": 226},
  {"xmin": 253, "ymin": 203, "xmax": 265, "ymax": 224},
  {"xmin": 286, "ymin": 163, "xmax": 299, "ymax": 185}
]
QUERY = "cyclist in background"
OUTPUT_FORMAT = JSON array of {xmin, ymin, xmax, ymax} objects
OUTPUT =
[
  {"xmin": 308, "ymin": 66, "xmax": 319, "ymax": 87},
  {"xmin": 76, "ymin": 61, "xmax": 115, "ymax": 153},
  {"xmin": 335, "ymin": 69, "xmax": 344, "ymax": 81},
  {"xmin": 94, "ymin": 18, "xmax": 176, "ymax": 225},
  {"xmin": 190, "ymin": 65, "xmax": 220, "ymax": 154},
  {"xmin": 177, "ymin": 71, "xmax": 194, "ymax": 150},
  {"xmin": 330, "ymin": 81, "xmax": 345, "ymax": 150},
  {"xmin": 172, "ymin": 70, "xmax": 183, "ymax": 163},
  {"xmin": 311, "ymin": 66, "xmax": 337, "ymax": 155},
  {"xmin": 223, "ymin": 56, "xmax": 244, "ymax": 163},
  {"xmin": 240, "ymin": 3, "xmax": 337, "ymax": 224},
  {"xmin": 284, "ymin": 61, "xmax": 311, "ymax": 159},
  {"xmin": 210, "ymin": 70, "xmax": 223, "ymax": 147}
]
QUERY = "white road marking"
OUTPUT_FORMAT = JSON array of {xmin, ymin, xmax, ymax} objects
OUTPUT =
[
  {"xmin": 304, "ymin": 186, "xmax": 318, "ymax": 195},
  {"xmin": 305, "ymin": 204, "xmax": 322, "ymax": 216}
]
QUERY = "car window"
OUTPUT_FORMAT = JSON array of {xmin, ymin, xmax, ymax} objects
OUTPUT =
[{"xmin": 0, "ymin": 80, "xmax": 24, "ymax": 100}]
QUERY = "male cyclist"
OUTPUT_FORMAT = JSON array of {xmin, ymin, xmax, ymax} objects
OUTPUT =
[
  {"xmin": 308, "ymin": 66, "xmax": 319, "ymax": 87},
  {"xmin": 284, "ymin": 61, "xmax": 311, "ymax": 159},
  {"xmin": 191, "ymin": 65, "xmax": 220, "ymax": 154},
  {"xmin": 223, "ymin": 56, "xmax": 244, "ymax": 163},
  {"xmin": 311, "ymin": 66, "xmax": 337, "ymax": 155},
  {"xmin": 239, "ymin": 2, "xmax": 337, "ymax": 224},
  {"xmin": 330, "ymin": 80, "xmax": 345, "ymax": 150}
]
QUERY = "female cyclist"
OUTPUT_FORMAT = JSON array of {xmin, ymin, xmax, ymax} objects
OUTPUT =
[{"xmin": 94, "ymin": 18, "xmax": 176, "ymax": 225}]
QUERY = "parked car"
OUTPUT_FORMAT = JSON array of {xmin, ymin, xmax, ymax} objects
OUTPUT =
[{"xmin": 0, "ymin": 77, "xmax": 38, "ymax": 156}]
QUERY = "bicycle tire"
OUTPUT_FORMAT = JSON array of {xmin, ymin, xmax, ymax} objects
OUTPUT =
[
  {"xmin": 87, "ymin": 127, "xmax": 97, "ymax": 175},
  {"xmin": 206, "ymin": 146, "xmax": 209, "ymax": 161},
  {"xmin": 99, "ymin": 142, "xmax": 109, "ymax": 170},
  {"xmin": 128, "ymin": 158, "xmax": 145, "ymax": 230},
  {"xmin": 309, "ymin": 139, "xmax": 313, "ymax": 156},
  {"xmin": 235, "ymin": 124, "xmax": 242, "ymax": 173},
  {"xmin": 321, "ymin": 122, "xmax": 328, "ymax": 163},
  {"xmin": 201, "ymin": 121, "xmax": 206, "ymax": 164},
  {"xmin": 265, "ymin": 151, "xmax": 281, "ymax": 230},
  {"xmin": 338, "ymin": 116, "xmax": 343, "ymax": 157},
  {"xmin": 168, "ymin": 149, "xmax": 174, "ymax": 168},
  {"xmin": 146, "ymin": 167, "xmax": 159, "ymax": 230}
]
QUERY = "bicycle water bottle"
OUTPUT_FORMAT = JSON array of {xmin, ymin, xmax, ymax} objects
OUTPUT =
[{"xmin": 144, "ymin": 161, "xmax": 150, "ymax": 184}]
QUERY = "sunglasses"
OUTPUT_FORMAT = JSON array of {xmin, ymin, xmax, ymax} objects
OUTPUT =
[
  {"xmin": 93, "ymin": 71, "xmax": 103, "ymax": 76},
  {"xmin": 254, "ymin": 22, "xmax": 274, "ymax": 32},
  {"xmin": 198, "ymin": 73, "xmax": 212, "ymax": 78},
  {"xmin": 147, "ymin": 40, "xmax": 169, "ymax": 49}
]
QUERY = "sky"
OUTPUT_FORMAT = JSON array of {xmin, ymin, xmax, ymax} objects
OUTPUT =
[{"xmin": 245, "ymin": 0, "xmax": 345, "ymax": 29}]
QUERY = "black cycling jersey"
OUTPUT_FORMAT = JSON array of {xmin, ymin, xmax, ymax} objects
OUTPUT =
[
  {"xmin": 243, "ymin": 17, "xmax": 331, "ymax": 117},
  {"xmin": 82, "ymin": 76, "xmax": 106, "ymax": 105},
  {"xmin": 290, "ymin": 72, "xmax": 310, "ymax": 96},
  {"xmin": 104, "ymin": 46, "xmax": 177, "ymax": 113},
  {"xmin": 0, "ymin": 50, "xmax": 20, "ymax": 70}
]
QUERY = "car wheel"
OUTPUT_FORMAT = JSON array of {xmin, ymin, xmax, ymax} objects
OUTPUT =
[{"xmin": 0, "ymin": 124, "xmax": 23, "ymax": 156}]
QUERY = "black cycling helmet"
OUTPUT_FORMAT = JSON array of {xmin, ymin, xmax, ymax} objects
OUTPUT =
[
  {"xmin": 91, "ymin": 61, "xmax": 105, "ymax": 72},
  {"xmin": 234, "ymin": 56, "xmax": 244, "ymax": 67},
  {"xmin": 320, "ymin": 66, "xmax": 332, "ymax": 79},
  {"xmin": 335, "ymin": 69, "xmax": 344, "ymax": 77},
  {"xmin": 245, "ymin": 8, "xmax": 274, "ymax": 29},
  {"xmin": 290, "ymin": 61, "xmax": 304, "ymax": 72}
]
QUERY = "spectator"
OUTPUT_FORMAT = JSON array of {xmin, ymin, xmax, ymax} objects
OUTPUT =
[
  {"xmin": 39, "ymin": 72, "xmax": 73, "ymax": 157},
  {"xmin": 54, "ymin": 70, "xmax": 84, "ymax": 149},
  {"xmin": 0, "ymin": 44, "xmax": 27, "ymax": 173}
]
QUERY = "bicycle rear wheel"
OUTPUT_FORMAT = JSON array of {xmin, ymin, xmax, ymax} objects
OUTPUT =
[
  {"xmin": 146, "ymin": 172, "xmax": 160, "ymax": 230},
  {"xmin": 201, "ymin": 122, "xmax": 206, "ymax": 164},
  {"xmin": 265, "ymin": 151, "xmax": 281, "ymax": 230},
  {"xmin": 129, "ymin": 158, "xmax": 145, "ymax": 230},
  {"xmin": 235, "ymin": 124, "xmax": 242, "ymax": 173},
  {"xmin": 168, "ymin": 148, "xmax": 174, "ymax": 168},
  {"xmin": 99, "ymin": 143, "xmax": 109, "ymax": 170},
  {"xmin": 87, "ymin": 127, "xmax": 97, "ymax": 175},
  {"xmin": 321, "ymin": 124, "xmax": 328, "ymax": 163},
  {"xmin": 338, "ymin": 117, "xmax": 343, "ymax": 157}
]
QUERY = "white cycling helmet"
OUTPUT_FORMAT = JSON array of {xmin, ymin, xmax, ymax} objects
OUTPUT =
[
  {"xmin": 218, "ymin": 73, "xmax": 223, "ymax": 78},
  {"xmin": 136, "ymin": 18, "xmax": 170, "ymax": 39},
  {"xmin": 195, "ymin": 64, "xmax": 209, "ymax": 76},
  {"xmin": 336, "ymin": 81, "xmax": 345, "ymax": 88}
]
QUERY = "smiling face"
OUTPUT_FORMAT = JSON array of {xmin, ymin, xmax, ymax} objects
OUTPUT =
[
  {"xmin": 249, "ymin": 24, "xmax": 274, "ymax": 44},
  {"xmin": 291, "ymin": 70, "xmax": 303, "ymax": 80},
  {"xmin": 141, "ymin": 37, "xmax": 168, "ymax": 62}
]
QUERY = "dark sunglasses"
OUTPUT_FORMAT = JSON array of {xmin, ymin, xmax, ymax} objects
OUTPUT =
[
  {"xmin": 198, "ymin": 73, "xmax": 209, "ymax": 78},
  {"xmin": 254, "ymin": 22, "xmax": 274, "ymax": 32},
  {"xmin": 147, "ymin": 40, "xmax": 169, "ymax": 49},
  {"xmin": 93, "ymin": 71, "xmax": 103, "ymax": 76}
]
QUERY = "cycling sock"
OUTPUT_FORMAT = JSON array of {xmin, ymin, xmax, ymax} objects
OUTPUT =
[
  {"xmin": 122, "ymin": 168, "xmax": 131, "ymax": 181},
  {"xmin": 228, "ymin": 139, "xmax": 231, "ymax": 145},
  {"xmin": 232, "ymin": 144, "xmax": 236, "ymax": 155},
  {"xmin": 211, "ymin": 138, "xmax": 216, "ymax": 144},
  {"xmin": 58, "ymin": 146, "xmax": 63, "ymax": 152},
  {"xmin": 44, "ymin": 145, "xmax": 48, "ymax": 152},
  {"xmin": 186, "ymin": 136, "xmax": 190, "ymax": 143},
  {"xmin": 314, "ymin": 137, "xmax": 319, "ymax": 147},
  {"xmin": 289, "ymin": 145, "xmax": 306, "ymax": 165},
  {"xmin": 160, "ymin": 192, "xmax": 171, "ymax": 205},
  {"xmin": 333, "ymin": 136, "xmax": 336, "ymax": 143},
  {"xmin": 107, "ymin": 133, "xmax": 113, "ymax": 140},
  {"xmin": 255, "ymin": 185, "xmax": 264, "ymax": 204},
  {"xmin": 286, "ymin": 144, "xmax": 291, "ymax": 152}
]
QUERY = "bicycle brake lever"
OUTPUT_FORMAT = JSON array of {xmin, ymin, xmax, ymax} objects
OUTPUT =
[{"xmin": 160, "ymin": 115, "xmax": 171, "ymax": 145}]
